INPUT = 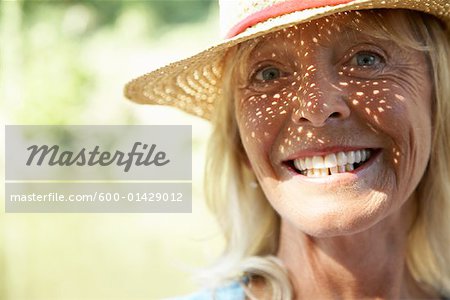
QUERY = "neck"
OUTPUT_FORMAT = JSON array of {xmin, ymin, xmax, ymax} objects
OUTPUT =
[{"xmin": 275, "ymin": 198, "xmax": 436, "ymax": 299}]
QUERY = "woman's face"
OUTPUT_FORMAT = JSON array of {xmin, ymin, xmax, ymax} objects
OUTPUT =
[{"xmin": 234, "ymin": 11, "xmax": 433, "ymax": 237}]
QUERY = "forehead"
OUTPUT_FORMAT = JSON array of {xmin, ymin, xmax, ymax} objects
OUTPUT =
[{"xmin": 246, "ymin": 10, "xmax": 403, "ymax": 51}]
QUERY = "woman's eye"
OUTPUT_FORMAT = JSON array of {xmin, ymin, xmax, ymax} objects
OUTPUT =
[
  {"xmin": 351, "ymin": 51, "xmax": 384, "ymax": 67},
  {"xmin": 254, "ymin": 66, "xmax": 281, "ymax": 81}
]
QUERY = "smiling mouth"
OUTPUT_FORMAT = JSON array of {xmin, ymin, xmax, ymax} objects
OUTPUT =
[{"xmin": 287, "ymin": 149, "xmax": 378, "ymax": 177}]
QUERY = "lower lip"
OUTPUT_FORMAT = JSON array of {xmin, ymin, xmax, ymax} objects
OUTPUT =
[{"xmin": 286, "ymin": 149, "xmax": 381, "ymax": 185}]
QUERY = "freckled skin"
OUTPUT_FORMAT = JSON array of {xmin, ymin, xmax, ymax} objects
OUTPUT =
[
  {"xmin": 234, "ymin": 12, "xmax": 432, "ymax": 236},
  {"xmin": 234, "ymin": 10, "xmax": 435, "ymax": 300}
]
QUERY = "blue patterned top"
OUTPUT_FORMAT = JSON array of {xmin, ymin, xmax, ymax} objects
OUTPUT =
[{"xmin": 166, "ymin": 281, "xmax": 245, "ymax": 300}]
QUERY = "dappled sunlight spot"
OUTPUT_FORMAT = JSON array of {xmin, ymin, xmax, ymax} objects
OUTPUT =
[
  {"xmin": 395, "ymin": 94, "xmax": 405, "ymax": 101},
  {"xmin": 365, "ymin": 107, "xmax": 371, "ymax": 115},
  {"xmin": 356, "ymin": 92, "xmax": 364, "ymax": 96},
  {"xmin": 339, "ymin": 82, "xmax": 348, "ymax": 86},
  {"xmin": 331, "ymin": 84, "xmax": 343, "ymax": 91},
  {"xmin": 373, "ymin": 115, "xmax": 380, "ymax": 124},
  {"xmin": 377, "ymin": 107, "xmax": 384, "ymax": 112},
  {"xmin": 300, "ymin": 111, "xmax": 306, "ymax": 118},
  {"xmin": 306, "ymin": 131, "xmax": 313, "ymax": 138},
  {"xmin": 373, "ymin": 90, "xmax": 380, "ymax": 95},
  {"xmin": 367, "ymin": 123, "xmax": 379, "ymax": 134},
  {"xmin": 352, "ymin": 99, "xmax": 359, "ymax": 105}
]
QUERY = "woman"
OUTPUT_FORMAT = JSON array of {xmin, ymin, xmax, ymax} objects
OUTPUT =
[{"xmin": 125, "ymin": 0, "xmax": 450, "ymax": 299}]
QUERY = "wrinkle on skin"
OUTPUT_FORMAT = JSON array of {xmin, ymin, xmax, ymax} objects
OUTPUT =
[{"xmin": 233, "ymin": 10, "xmax": 435, "ymax": 299}]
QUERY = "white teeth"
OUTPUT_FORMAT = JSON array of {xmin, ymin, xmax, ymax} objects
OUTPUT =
[
  {"xmin": 347, "ymin": 151, "xmax": 355, "ymax": 164},
  {"xmin": 324, "ymin": 153, "xmax": 337, "ymax": 168},
  {"xmin": 355, "ymin": 150, "xmax": 361, "ymax": 163},
  {"xmin": 299, "ymin": 159, "xmax": 306, "ymax": 170},
  {"xmin": 294, "ymin": 159, "xmax": 302, "ymax": 171},
  {"xmin": 312, "ymin": 156, "xmax": 325, "ymax": 169},
  {"xmin": 361, "ymin": 150, "xmax": 367, "ymax": 162},
  {"xmin": 337, "ymin": 152, "xmax": 347, "ymax": 165},
  {"xmin": 305, "ymin": 157, "xmax": 313, "ymax": 169},
  {"xmin": 293, "ymin": 149, "xmax": 373, "ymax": 177}
]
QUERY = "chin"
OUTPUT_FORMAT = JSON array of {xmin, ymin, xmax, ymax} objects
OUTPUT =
[{"xmin": 276, "ymin": 192, "xmax": 393, "ymax": 238}]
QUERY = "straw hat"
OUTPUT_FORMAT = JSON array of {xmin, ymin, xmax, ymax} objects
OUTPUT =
[{"xmin": 124, "ymin": 0, "xmax": 450, "ymax": 120}]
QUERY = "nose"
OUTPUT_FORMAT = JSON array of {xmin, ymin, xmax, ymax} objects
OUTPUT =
[{"xmin": 291, "ymin": 84, "xmax": 351, "ymax": 127}]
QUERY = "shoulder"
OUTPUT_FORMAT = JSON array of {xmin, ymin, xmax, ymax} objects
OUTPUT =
[{"xmin": 165, "ymin": 281, "xmax": 245, "ymax": 300}]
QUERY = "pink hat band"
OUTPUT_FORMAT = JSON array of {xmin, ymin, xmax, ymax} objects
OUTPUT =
[{"xmin": 226, "ymin": 0, "xmax": 355, "ymax": 38}]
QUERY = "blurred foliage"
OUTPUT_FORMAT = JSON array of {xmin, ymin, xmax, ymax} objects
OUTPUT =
[
  {"xmin": 1, "ymin": 1, "xmax": 221, "ymax": 300},
  {"xmin": 21, "ymin": 0, "xmax": 214, "ymax": 28}
]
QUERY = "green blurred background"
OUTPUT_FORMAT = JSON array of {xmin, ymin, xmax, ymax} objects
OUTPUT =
[{"xmin": 0, "ymin": 1, "xmax": 224, "ymax": 299}]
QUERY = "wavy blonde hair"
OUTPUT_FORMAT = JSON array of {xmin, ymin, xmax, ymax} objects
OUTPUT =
[{"xmin": 202, "ymin": 9, "xmax": 450, "ymax": 299}]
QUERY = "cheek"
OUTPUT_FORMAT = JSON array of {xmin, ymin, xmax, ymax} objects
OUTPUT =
[
  {"xmin": 348, "ymin": 81, "xmax": 432, "ymax": 192},
  {"xmin": 236, "ymin": 92, "xmax": 290, "ymax": 153}
]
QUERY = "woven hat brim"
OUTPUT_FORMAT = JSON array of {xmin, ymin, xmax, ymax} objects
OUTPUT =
[{"xmin": 124, "ymin": 0, "xmax": 450, "ymax": 120}]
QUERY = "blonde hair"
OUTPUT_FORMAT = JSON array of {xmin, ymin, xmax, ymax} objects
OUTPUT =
[{"xmin": 203, "ymin": 9, "xmax": 450, "ymax": 299}]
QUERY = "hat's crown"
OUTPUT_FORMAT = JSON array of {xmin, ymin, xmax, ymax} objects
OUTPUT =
[{"xmin": 219, "ymin": 0, "xmax": 284, "ymax": 36}]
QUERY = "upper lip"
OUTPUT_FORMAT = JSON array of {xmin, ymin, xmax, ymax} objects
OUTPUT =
[{"xmin": 282, "ymin": 146, "xmax": 377, "ymax": 162}]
